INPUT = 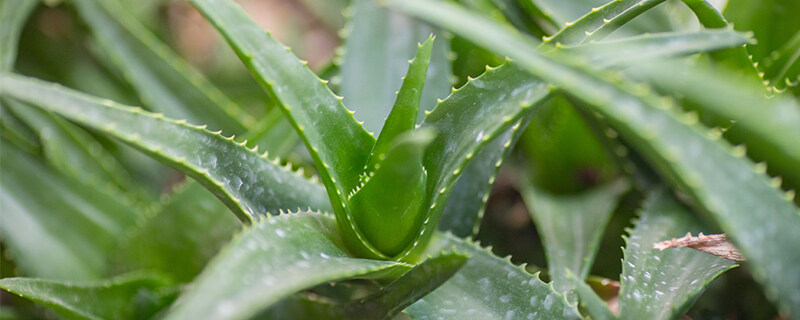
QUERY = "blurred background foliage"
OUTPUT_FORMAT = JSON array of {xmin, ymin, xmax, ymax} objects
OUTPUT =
[{"xmin": 1, "ymin": 0, "xmax": 796, "ymax": 318}]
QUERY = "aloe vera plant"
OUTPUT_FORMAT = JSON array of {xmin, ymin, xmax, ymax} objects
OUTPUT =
[{"xmin": 1, "ymin": 0, "xmax": 799, "ymax": 319}]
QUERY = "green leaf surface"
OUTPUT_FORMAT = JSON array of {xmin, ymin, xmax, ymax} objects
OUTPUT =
[
  {"xmin": 367, "ymin": 36, "xmax": 434, "ymax": 172},
  {"xmin": 113, "ymin": 182, "xmax": 240, "ymax": 283},
  {"xmin": 761, "ymin": 29, "xmax": 800, "ymax": 92},
  {"xmin": 405, "ymin": 233, "xmax": 582, "ymax": 319},
  {"xmin": 349, "ymin": 129, "xmax": 436, "ymax": 257},
  {"xmin": 618, "ymin": 190, "xmax": 737, "ymax": 319},
  {"xmin": 340, "ymin": 0, "xmax": 452, "ymax": 134},
  {"xmin": 189, "ymin": 0, "xmax": 374, "ymax": 197},
  {"xmin": 564, "ymin": 270, "xmax": 615, "ymax": 320},
  {"xmin": 408, "ymin": 63, "xmax": 551, "ymax": 259},
  {"xmin": 391, "ymin": 2, "xmax": 800, "ymax": 316},
  {"xmin": 0, "ymin": 0, "xmax": 39, "ymax": 71},
  {"xmin": 558, "ymin": 29, "xmax": 752, "ymax": 68},
  {"xmin": 437, "ymin": 123, "xmax": 520, "ymax": 237},
  {"xmin": 0, "ymin": 272, "xmax": 175, "ymax": 320},
  {"xmin": 520, "ymin": 179, "xmax": 629, "ymax": 292},
  {"xmin": 0, "ymin": 143, "xmax": 138, "ymax": 280},
  {"xmin": 632, "ymin": 60, "xmax": 800, "ymax": 191},
  {"xmin": 544, "ymin": 0, "xmax": 668, "ymax": 45},
  {"xmin": 164, "ymin": 212, "xmax": 411, "ymax": 320},
  {"xmin": 723, "ymin": 0, "xmax": 800, "ymax": 63},
  {"xmin": 344, "ymin": 252, "xmax": 468, "ymax": 319},
  {"xmin": 72, "ymin": 0, "xmax": 253, "ymax": 132},
  {"xmin": 0, "ymin": 73, "xmax": 331, "ymax": 222},
  {"xmin": 5, "ymin": 100, "xmax": 140, "ymax": 197}
]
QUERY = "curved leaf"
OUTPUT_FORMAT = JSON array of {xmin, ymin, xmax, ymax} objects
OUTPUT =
[
  {"xmin": 72, "ymin": 0, "xmax": 253, "ymax": 132},
  {"xmin": 0, "ymin": 73, "xmax": 331, "ymax": 222},
  {"xmin": 564, "ymin": 270, "xmax": 616, "ymax": 320},
  {"xmin": 0, "ymin": 143, "xmax": 138, "ymax": 280},
  {"xmin": 5, "ymin": 100, "xmax": 140, "ymax": 196},
  {"xmin": 113, "ymin": 182, "xmax": 240, "ymax": 283},
  {"xmin": 558, "ymin": 29, "xmax": 752, "ymax": 68},
  {"xmin": 392, "ymin": 2, "xmax": 800, "ymax": 316},
  {"xmin": 544, "ymin": 0, "xmax": 668, "ymax": 45},
  {"xmin": 0, "ymin": 272, "xmax": 175, "ymax": 320},
  {"xmin": 340, "ymin": 0, "xmax": 451, "ymax": 134},
  {"xmin": 520, "ymin": 179, "xmax": 629, "ymax": 292},
  {"xmin": 405, "ymin": 233, "xmax": 582, "ymax": 319},
  {"xmin": 188, "ymin": 0, "xmax": 373, "ymax": 201},
  {"xmin": 343, "ymin": 251, "xmax": 468, "ymax": 319},
  {"xmin": 618, "ymin": 190, "xmax": 737, "ymax": 319},
  {"xmin": 367, "ymin": 36, "xmax": 434, "ymax": 172},
  {"xmin": 633, "ymin": 60, "xmax": 800, "ymax": 193},
  {"xmin": 164, "ymin": 212, "xmax": 411, "ymax": 320}
]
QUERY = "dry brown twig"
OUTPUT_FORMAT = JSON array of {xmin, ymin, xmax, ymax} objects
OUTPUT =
[{"xmin": 654, "ymin": 233, "xmax": 745, "ymax": 261}]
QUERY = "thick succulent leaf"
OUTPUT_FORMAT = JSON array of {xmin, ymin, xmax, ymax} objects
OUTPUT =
[
  {"xmin": 405, "ymin": 233, "xmax": 582, "ymax": 319},
  {"xmin": 632, "ymin": 61, "xmax": 800, "ymax": 192},
  {"xmin": 558, "ymin": 29, "xmax": 752, "ymax": 67},
  {"xmin": 340, "ymin": 0, "xmax": 451, "ymax": 134},
  {"xmin": 343, "ymin": 252, "xmax": 468, "ymax": 319},
  {"xmin": 520, "ymin": 179, "xmax": 629, "ymax": 292},
  {"xmin": 5, "ymin": 100, "xmax": 140, "ymax": 196},
  {"xmin": 349, "ymin": 129, "xmax": 436, "ymax": 257},
  {"xmin": 618, "ymin": 190, "xmax": 737, "ymax": 319},
  {"xmin": 761, "ymin": 29, "xmax": 800, "ymax": 93},
  {"xmin": 723, "ymin": 0, "xmax": 800, "ymax": 63},
  {"xmin": 392, "ymin": 2, "xmax": 800, "ymax": 316},
  {"xmin": 564, "ymin": 270, "xmax": 616, "ymax": 320},
  {"xmin": 0, "ymin": 73, "xmax": 331, "ymax": 222},
  {"xmin": 544, "ymin": 0, "xmax": 668, "ymax": 45},
  {"xmin": 0, "ymin": 272, "xmax": 175, "ymax": 320},
  {"xmin": 0, "ymin": 104, "xmax": 40, "ymax": 154},
  {"xmin": 113, "ymin": 182, "xmax": 240, "ymax": 283},
  {"xmin": 164, "ymin": 212, "xmax": 411, "ymax": 320},
  {"xmin": 367, "ymin": 36, "xmax": 434, "ymax": 172},
  {"xmin": 437, "ymin": 123, "xmax": 519, "ymax": 237},
  {"xmin": 407, "ymin": 63, "xmax": 551, "ymax": 259},
  {"xmin": 0, "ymin": 144, "xmax": 138, "ymax": 280},
  {"xmin": 72, "ymin": 0, "xmax": 253, "ymax": 133},
  {"xmin": 0, "ymin": 0, "xmax": 38, "ymax": 71},
  {"xmin": 189, "ymin": 0, "xmax": 374, "ymax": 200}
]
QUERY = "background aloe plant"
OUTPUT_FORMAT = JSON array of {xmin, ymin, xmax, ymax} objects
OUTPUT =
[{"xmin": 0, "ymin": 0, "xmax": 798, "ymax": 319}]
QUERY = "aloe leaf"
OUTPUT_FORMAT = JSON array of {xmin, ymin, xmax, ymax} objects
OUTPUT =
[
  {"xmin": 189, "ymin": 0, "xmax": 374, "ymax": 196},
  {"xmin": 73, "ymin": 0, "xmax": 255, "ymax": 133},
  {"xmin": 0, "ymin": 0, "xmax": 38, "ymax": 71},
  {"xmin": 392, "ymin": 2, "xmax": 800, "ymax": 316},
  {"xmin": 558, "ymin": 29, "xmax": 752, "ymax": 68},
  {"xmin": 366, "ymin": 36, "xmax": 434, "ymax": 172},
  {"xmin": 0, "ymin": 143, "xmax": 138, "ymax": 280},
  {"xmin": 544, "ymin": 0, "xmax": 668, "ymax": 46},
  {"xmin": 618, "ymin": 190, "xmax": 737, "ymax": 319},
  {"xmin": 406, "ymin": 63, "xmax": 551, "ymax": 259},
  {"xmin": 349, "ymin": 129, "xmax": 436, "ymax": 256},
  {"xmin": 761, "ymin": 29, "xmax": 800, "ymax": 93},
  {"xmin": 0, "ymin": 272, "xmax": 175, "ymax": 320},
  {"xmin": 340, "ymin": 0, "xmax": 451, "ymax": 134},
  {"xmin": 344, "ymin": 251, "xmax": 468, "ymax": 319},
  {"xmin": 71, "ymin": 0, "xmax": 253, "ymax": 132},
  {"xmin": 520, "ymin": 179, "xmax": 629, "ymax": 292},
  {"xmin": 113, "ymin": 182, "xmax": 240, "ymax": 283},
  {"xmin": 5, "ymin": 100, "xmax": 140, "ymax": 196},
  {"xmin": 564, "ymin": 270, "xmax": 616, "ymax": 320},
  {"xmin": 437, "ymin": 124, "xmax": 519, "ymax": 237},
  {"xmin": 405, "ymin": 233, "xmax": 582, "ymax": 319},
  {"xmin": 723, "ymin": 0, "xmax": 800, "ymax": 63},
  {"xmin": 164, "ymin": 212, "xmax": 411, "ymax": 320},
  {"xmin": 0, "ymin": 105, "xmax": 39, "ymax": 155},
  {"xmin": 633, "ymin": 61, "xmax": 800, "ymax": 192},
  {"xmin": 0, "ymin": 73, "xmax": 331, "ymax": 222}
]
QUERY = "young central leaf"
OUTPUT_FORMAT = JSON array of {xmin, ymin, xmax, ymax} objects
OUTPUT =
[{"xmin": 349, "ymin": 129, "xmax": 435, "ymax": 256}]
